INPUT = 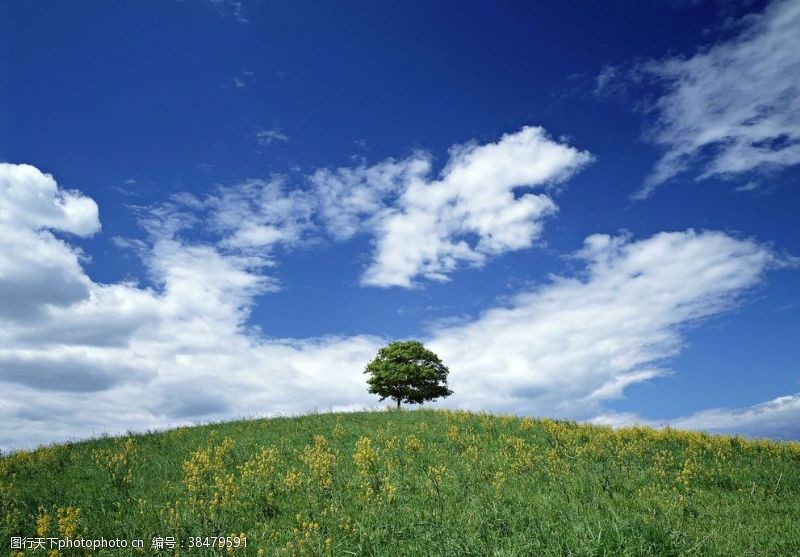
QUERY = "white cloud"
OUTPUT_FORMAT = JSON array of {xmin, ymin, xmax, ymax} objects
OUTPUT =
[
  {"xmin": 593, "ymin": 393, "xmax": 800, "ymax": 440},
  {"xmin": 8, "ymin": 282, "xmax": 162, "ymax": 348},
  {"xmin": 209, "ymin": 178, "xmax": 316, "ymax": 251},
  {"xmin": 0, "ymin": 164, "xmax": 100, "ymax": 322},
  {"xmin": 0, "ymin": 164, "xmax": 381, "ymax": 449},
  {"xmin": 138, "ymin": 178, "xmax": 316, "ymax": 254},
  {"xmin": 166, "ymin": 126, "xmax": 590, "ymax": 289},
  {"xmin": 313, "ymin": 126, "xmax": 593, "ymax": 287},
  {"xmin": 0, "ymin": 351, "xmax": 154, "ymax": 393},
  {"xmin": 255, "ymin": 128, "xmax": 289, "ymax": 146},
  {"xmin": 0, "ymin": 164, "xmax": 792, "ymax": 450},
  {"xmin": 636, "ymin": 0, "xmax": 800, "ymax": 197},
  {"xmin": 594, "ymin": 65, "xmax": 619, "ymax": 97},
  {"xmin": 0, "ymin": 163, "xmax": 99, "ymax": 236},
  {"xmin": 430, "ymin": 230, "xmax": 780, "ymax": 418},
  {"xmin": 670, "ymin": 394, "xmax": 800, "ymax": 439},
  {"xmin": 310, "ymin": 156, "xmax": 429, "ymax": 241}
]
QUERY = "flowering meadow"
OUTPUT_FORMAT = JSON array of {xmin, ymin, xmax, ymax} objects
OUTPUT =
[{"xmin": 2, "ymin": 410, "xmax": 799, "ymax": 556}]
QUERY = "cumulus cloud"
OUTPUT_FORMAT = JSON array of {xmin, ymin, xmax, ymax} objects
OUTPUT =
[
  {"xmin": 160, "ymin": 126, "xmax": 591, "ymax": 288},
  {"xmin": 313, "ymin": 126, "xmax": 593, "ymax": 287},
  {"xmin": 0, "ymin": 164, "xmax": 99, "ymax": 321},
  {"xmin": 0, "ymin": 163, "xmax": 792, "ymax": 450},
  {"xmin": 635, "ymin": 0, "xmax": 800, "ymax": 197},
  {"xmin": 8, "ymin": 283, "xmax": 162, "ymax": 348},
  {"xmin": 0, "ymin": 163, "xmax": 382, "ymax": 449},
  {"xmin": 0, "ymin": 163, "xmax": 100, "ymax": 236},
  {"xmin": 0, "ymin": 352, "xmax": 154, "ymax": 393}
]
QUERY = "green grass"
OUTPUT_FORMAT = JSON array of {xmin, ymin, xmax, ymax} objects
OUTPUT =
[{"xmin": 2, "ymin": 409, "xmax": 799, "ymax": 556}]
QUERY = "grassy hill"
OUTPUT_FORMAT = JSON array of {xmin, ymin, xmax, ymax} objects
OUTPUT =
[{"xmin": 2, "ymin": 409, "xmax": 799, "ymax": 556}]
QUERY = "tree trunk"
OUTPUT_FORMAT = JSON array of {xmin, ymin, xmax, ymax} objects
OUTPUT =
[{"xmin": 396, "ymin": 398, "xmax": 401, "ymax": 409}]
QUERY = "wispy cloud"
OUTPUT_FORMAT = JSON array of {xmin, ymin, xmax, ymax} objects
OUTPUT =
[
  {"xmin": 631, "ymin": 0, "xmax": 800, "ymax": 198},
  {"xmin": 593, "ymin": 393, "xmax": 800, "ymax": 440},
  {"xmin": 202, "ymin": 0, "xmax": 248, "ymax": 23},
  {"xmin": 136, "ymin": 178, "xmax": 316, "ymax": 262},
  {"xmin": 671, "ymin": 394, "xmax": 800, "ymax": 439},
  {"xmin": 232, "ymin": 70, "xmax": 254, "ymax": 89},
  {"xmin": 430, "ymin": 229, "xmax": 781, "ymax": 417},
  {"xmin": 255, "ymin": 128, "xmax": 289, "ymax": 146}
]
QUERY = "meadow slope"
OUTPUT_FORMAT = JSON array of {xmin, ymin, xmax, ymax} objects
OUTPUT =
[{"xmin": 1, "ymin": 410, "xmax": 799, "ymax": 556}]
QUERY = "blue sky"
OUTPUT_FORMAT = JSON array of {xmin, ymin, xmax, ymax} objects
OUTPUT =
[{"xmin": 1, "ymin": 0, "xmax": 799, "ymax": 449}]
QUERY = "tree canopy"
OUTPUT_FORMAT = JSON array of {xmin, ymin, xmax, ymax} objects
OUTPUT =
[{"xmin": 364, "ymin": 340, "xmax": 453, "ymax": 408}]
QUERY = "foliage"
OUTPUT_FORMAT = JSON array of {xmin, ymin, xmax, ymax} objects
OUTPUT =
[
  {"xmin": 364, "ymin": 340, "xmax": 453, "ymax": 408},
  {"xmin": 1, "ymin": 410, "xmax": 800, "ymax": 556}
]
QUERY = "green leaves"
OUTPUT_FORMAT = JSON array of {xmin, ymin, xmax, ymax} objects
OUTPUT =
[{"xmin": 364, "ymin": 341, "xmax": 453, "ymax": 407}]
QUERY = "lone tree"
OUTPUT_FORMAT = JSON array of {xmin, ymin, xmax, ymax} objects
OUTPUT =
[{"xmin": 364, "ymin": 340, "xmax": 453, "ymax": 409}]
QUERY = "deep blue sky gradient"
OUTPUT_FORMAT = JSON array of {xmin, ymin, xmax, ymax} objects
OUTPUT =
[{"xmin": 1, "ymin": 0, "xmax": 798, "ymax": 421}]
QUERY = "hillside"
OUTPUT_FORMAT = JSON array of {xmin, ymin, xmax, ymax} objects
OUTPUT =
[{"xmin": 2, "ymin": 410, "xmax": 799, "ymax": 556}]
